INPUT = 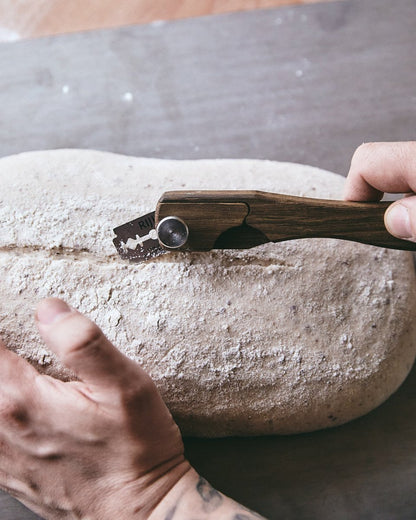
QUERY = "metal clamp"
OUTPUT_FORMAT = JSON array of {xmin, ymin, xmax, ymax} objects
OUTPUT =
[{"xmin": 157, "ymin": 216, "xmax": 189, "ymax": 249}]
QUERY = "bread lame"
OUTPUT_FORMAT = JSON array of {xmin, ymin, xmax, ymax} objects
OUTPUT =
[{"xmin": 113, "ymin": 190, "xmax": 416, "ymax": 262}]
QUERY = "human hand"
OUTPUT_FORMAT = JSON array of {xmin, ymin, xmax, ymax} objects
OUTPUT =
[
  {"xmin": 344, "ymin": 141, "xmax": 416, "ymax": 241},
  {"xmin": 0, "ymin": 297, "xmax": 190, "ymax": 519},
  {"xmin": 0, "ymin": 298, "xmax": 266, "ymax": 520}
]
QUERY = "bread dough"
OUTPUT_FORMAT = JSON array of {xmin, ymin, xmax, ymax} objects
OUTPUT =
[{"xmin": 0, "ymin": 149, "xmax": 415, "ymax": 437}]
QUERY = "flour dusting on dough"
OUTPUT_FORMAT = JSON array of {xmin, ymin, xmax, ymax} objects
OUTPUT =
[{"xmin": 0, "ymin": 150, "xmax": 415, "ymax": 437}]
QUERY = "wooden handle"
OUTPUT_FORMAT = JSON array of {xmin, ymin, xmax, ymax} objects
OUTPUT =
[
  {"xmin": 246, "ymin": 191, "xmax": 416, "ymax": 250},
  {"xmin": 156, "ymin": 191, "xmax": 416, "ymax": 251}
]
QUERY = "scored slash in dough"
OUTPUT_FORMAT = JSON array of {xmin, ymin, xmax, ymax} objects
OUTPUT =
[{"xmin": 0, "ymin": 149, "xmax": 415, "ymax": 437}]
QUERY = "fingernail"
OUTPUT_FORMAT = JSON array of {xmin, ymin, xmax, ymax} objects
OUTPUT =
[
  {"xmin": 385, "ymin": 204, "xmax": 412, "ymax": 239},
  {"xmin": 35, "ymin": 299, "xmax": 71, "ymax": 325}
]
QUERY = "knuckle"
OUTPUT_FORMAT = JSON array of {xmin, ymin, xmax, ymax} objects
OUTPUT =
[
  {"xmin": 64, "ymin": 322, "xmax": 103, "ymax": 362},
  {"xmin": 395, "ymin": 142, "xmax": 416, "ymax": 174},
  {"xmin": 120, "ymin": 376, "xmax": 157, "ymax": 411},
  {"xmin": 0, "ymin": 401, "xmax": 30, "ymax": 433},
  {"xmin": 351, "ymin": 142, "xmax": 376, "ymax": 167},
  {"xmin": 31, "ymin": 443, "xmax": 62, "ymax": 460}
]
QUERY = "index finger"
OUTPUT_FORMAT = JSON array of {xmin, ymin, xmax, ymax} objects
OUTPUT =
[{"xmin": 343, "ymin": 142, "xmax": 416, "ymax": 201}]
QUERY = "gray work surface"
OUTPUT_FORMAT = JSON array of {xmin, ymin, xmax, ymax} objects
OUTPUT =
[{"xmin": 0, "ymin": 0, "xmax": 415, "ymax": 518}]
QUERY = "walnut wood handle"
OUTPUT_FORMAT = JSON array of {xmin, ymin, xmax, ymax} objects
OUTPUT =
[
  {"xmin": 156, "ymin": 190, "xmax": 416, "ymax": 251},
  {"xmin": 245, "ymin": 191, "xmax": 416, "ymax": 250}
]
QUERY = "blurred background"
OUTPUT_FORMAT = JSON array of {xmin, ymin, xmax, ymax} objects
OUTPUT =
[{"xmin": 0, "ymin": 1, "xmax": 329, "ymax": 41}]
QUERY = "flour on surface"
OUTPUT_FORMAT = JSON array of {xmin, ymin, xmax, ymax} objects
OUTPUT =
[{"xmin": 1, "ymin": 149, "xmax": 415, "ymax": 437}]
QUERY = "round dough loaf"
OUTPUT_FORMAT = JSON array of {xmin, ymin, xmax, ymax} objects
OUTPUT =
[{"xmin": 1, "ymin": 150, "xmax": 415, "ymax": 437}]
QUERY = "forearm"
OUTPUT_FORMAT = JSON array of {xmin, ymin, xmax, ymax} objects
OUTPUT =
[{"xmin": 148, "ymin": 467, "xmax": 267, "ymax": 520}]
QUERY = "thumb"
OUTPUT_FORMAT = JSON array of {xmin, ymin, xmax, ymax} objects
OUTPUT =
[
  {"xmin": 385, "ymin": 196, "xmax": 416, "ymax": 242},
  {"xmin": 36, "ymin": 298, "xmax": 142, "ymax": 387}
]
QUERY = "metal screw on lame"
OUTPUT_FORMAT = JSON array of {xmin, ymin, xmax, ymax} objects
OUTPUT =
[{"xmin": 157, "ymin": 216, "xmax": 189, "ymax": 249}]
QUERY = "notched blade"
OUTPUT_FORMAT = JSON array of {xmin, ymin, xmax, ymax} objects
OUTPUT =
[{"xmin": 113, "ymin": 211, "xmax": 166, "ymax": 263}]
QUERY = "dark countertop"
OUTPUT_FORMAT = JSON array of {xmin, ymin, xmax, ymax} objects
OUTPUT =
[{"xmin": 0, "ymin": 0, "xmax": 415, "ymax": 518}]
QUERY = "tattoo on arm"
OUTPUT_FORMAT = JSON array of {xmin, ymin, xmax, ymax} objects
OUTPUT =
[
  {"xmin": 196, "ymin": 476, "xmax": 223, "ymax": 512},
  {"xmin": 160, "ymin": 476, "xmax": 266, "ymax": 520}
]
